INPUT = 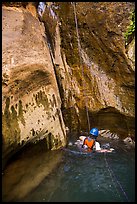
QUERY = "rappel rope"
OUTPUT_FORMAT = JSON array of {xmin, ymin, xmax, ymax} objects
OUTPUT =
[
  {"xmin": 73, "ymin": 2, "xmax": 90, "ymax": 133},
  {"xmin": 104, "ymin": 152, "xmax": 130, "ymax": 202},
  {"xmin": 104, "ymin": 153, "xmax": 122, "ymax": 201}
]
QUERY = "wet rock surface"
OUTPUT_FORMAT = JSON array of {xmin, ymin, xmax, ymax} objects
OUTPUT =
[
  {"xmin": 2, "ymin": 5, "xmax": 66, "ymax": 168},
  {"xmin": 52, "ymin": 2, "xmax": 135, "ymax": 136},
  {"xmin": 2, "ymin": 2, "xmax": 135, "ymax": 169}
]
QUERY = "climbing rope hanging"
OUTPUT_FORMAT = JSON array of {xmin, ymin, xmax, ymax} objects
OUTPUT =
[
  {"xmin": 104, "ymin": 152, "xmax": 130, "ymax": 202},
  {"xmin": 72, "ymin": 2, "xmax": 91, "ymax": 133}
]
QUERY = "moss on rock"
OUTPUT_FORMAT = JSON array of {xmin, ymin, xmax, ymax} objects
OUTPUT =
[
  {"xmin": 2, "ymin": 97, "xmax": 21, "ymax": 147},
  {"xmin": 34, "ymin": 90, "xmax": 50, "ymax": 111}
]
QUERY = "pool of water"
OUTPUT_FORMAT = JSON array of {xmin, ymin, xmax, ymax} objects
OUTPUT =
[{"xmin": 2, "ymin": 137, "xmax": 135, "ymax": 202}]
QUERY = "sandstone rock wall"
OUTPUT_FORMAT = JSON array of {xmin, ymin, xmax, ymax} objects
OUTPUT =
[
  {"xmin": 2, "ymin": 5, "xmax": 67, "ymax": 167},
  {"xmin": 51, "ymin": 2, "xmax": 135, "ymax": 137},
  {"xmin": 2, "ymin": 2, "xmax": 135, "ymax": 167}
]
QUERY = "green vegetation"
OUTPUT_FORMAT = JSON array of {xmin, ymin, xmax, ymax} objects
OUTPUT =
[{"xmin": 124, "ymin": 10, "xmax": 135, "ymax": 45}]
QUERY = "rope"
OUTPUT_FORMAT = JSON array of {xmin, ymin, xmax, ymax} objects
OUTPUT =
[
  {"xmin": 61, "ymin": 147, "xmax": 91, "ymax": 155},
  {"xmin": 73, "ymin": 2, "xmax": 90, "ymax": 133},
  {"xmin": 104, "ymin": 152, "xmax": 130, "ymax": 202}
]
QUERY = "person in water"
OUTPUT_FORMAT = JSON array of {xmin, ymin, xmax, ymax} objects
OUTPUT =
[{"xmin": 79, "ymin": 128, "xmax": 114, "ymax": 153}]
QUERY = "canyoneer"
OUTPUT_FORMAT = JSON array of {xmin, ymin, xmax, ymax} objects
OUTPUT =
[{"xmin": 79, "ymin": 128, "xmax": 114, "ymax": 153}]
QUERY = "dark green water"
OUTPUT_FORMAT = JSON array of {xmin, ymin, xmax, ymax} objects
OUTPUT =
[
  {"xmin": 23, "ymin": 139, "xmax": 135, "ymax": 202},
  {"xmin": 2, "ymin": 137, "xmax": 135, "ymax": 202}
]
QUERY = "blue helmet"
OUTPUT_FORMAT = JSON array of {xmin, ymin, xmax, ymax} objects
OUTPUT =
[{"xmin": 90, "ymin": 128, "xmax": 99, "ymax": 137}]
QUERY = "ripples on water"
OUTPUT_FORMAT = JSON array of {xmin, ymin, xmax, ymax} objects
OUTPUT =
[{"xmin": 2, "ymin": 138, "xmax": 135, "ymax": 202}]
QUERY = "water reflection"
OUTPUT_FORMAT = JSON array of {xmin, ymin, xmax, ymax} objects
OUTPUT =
[
  {"xmin": 2, "ymin": 137, "xmax": 135, "ymax": 202},
  {"xmin": 2, "ymin": 147, "xmax": 63, "ymax": 202}
]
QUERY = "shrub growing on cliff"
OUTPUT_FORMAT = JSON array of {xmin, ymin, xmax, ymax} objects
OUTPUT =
[{"xmin": 124, "ymin": 10, "xmax": 135, "ymax": 45}]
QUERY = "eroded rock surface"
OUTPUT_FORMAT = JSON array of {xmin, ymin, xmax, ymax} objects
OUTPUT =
[
  {"xmin": 2, "ymin": 5, "xmax": 66, "ymax": 168},
  {"xmin": 2, "ymin": 2, "xmax": 135, "ymax": 168},
  {"xmin": 51, "ymin": 2, "xmax": 135, "ymax": 137}
]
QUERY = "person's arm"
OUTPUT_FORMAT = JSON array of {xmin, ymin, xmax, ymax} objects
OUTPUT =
[
  {"xmin": 95, "ymin": 141, "xmax": 101, "ymax": 151},
  {"xmin": 79, "ymin": 136, "xmax": 88, "ymax": 149},
  {"xmin": 95, "ymin": 141, "xmax": 113, "ymax": 152},
  {"xmin": 97, "ymin": 149, "xmax": 114, "ymax": 153},
  {"xmin": 79, "ymin": 136, "xmax": 86, "ymax": 142}
]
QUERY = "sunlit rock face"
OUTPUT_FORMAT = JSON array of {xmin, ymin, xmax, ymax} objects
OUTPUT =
[
  {"xmin": 2, "ymin": 5, "xmax": 67, "ymax": 168},
  {"xmin": 51, "ymin": 2, "xmax": 135, "ymax": 138},
  {"xmin": 2, "ymin": 2, "xmax": 135, "ymax": 168}
]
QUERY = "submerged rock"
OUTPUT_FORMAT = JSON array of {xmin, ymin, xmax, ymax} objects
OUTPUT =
[
  {"xmin": 99, "ymin": 129, "xmax": 119, "ymax": 139},
  {"xmin": 123, "ymin": 137, "xmax": 135, "ymax": 146}
]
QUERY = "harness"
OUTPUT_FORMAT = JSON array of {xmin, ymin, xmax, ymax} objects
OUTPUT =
[{"xmin": 82, "ymin": 138, "xmax": 95, "ymax": 151}]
